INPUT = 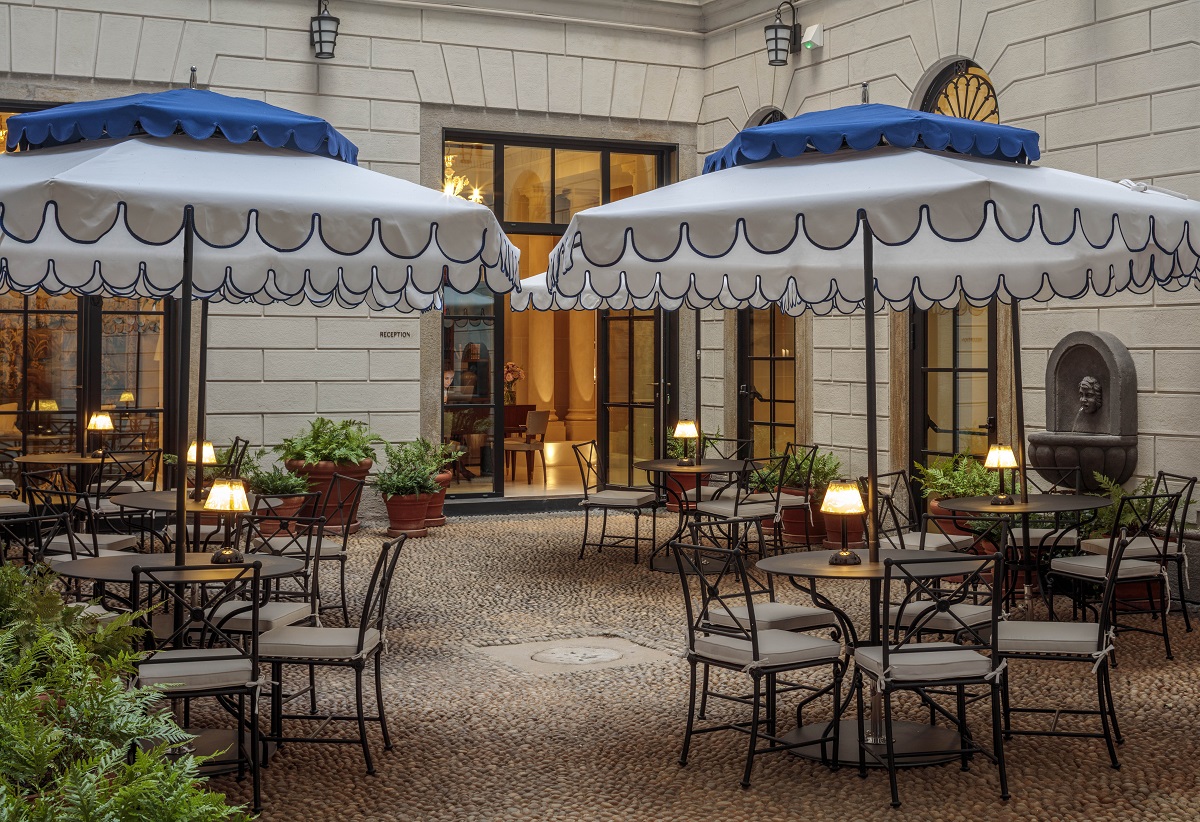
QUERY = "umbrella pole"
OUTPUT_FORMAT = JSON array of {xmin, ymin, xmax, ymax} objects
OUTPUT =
[
  {"xmin": 861, "ymin": 212, "xmax": 879, "ymax": 564},
  {"xmin": 1011, "ymin": 303, "xmax": 1028, "ymax": 502},
  {"xmin": 174, "ymin": 208, "xmax": 193, "ymax": 564},
  {"xmin": 695, "ymin": 309, "xmax": 701, "ymax": 464},
  {"xmin": 194, "ymin": 300, "xmax": 208, "ymax": 503}
]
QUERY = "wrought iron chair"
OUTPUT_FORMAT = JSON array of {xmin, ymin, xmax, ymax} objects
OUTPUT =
[
  {"xmin": 572, "ymin": 440, "xmax": 659, "ymax": 564},
  {"xmin": 673, "ymin": 537, "xmax": 846, "ymax": 788},
  {"xmin": 309, "ymin": 473, "xmax": 366, "ymax": 624},
  {"xmin": 694, "ymin": 453, "xmax": 790, "ymax": 560},
  {"xmin": 854, "ymin": 546, "xmax": 1008, "ymax": 808},
  {"xmin": 27, "ymin": 486, "xmax": 139, "ymax": 562},
  {"xmin": 865, "ymin": 470, "xmax": 976, "ymax": 552}
]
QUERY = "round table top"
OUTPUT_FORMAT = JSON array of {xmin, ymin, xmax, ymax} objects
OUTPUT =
[
  {"xmin": 53, "ymin": 552, "xmax": 303, "ymax": 583},
  {"xmin": 937, "ymin": 493, "xmax": 1108, "ymax": 515},
  {"xmin": 757, "ymin": 548, "xmax": 982, "ymax": 580},
  {"xmin": 14, "ymin": 452, "xmax": 103, "ymax": 466},
  {"xmin": 634, "ymin": 458, "xmax": 746, "ymax": 474},
  {"xmin": 110, "ymin": 490, "xmax": 210, "ymax": 514}
]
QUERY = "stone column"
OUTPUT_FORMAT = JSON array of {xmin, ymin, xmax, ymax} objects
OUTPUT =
[
  {"xmin": 528, "ymin": 308, "xmax": 565, "ymax": 439},
  {"xmin": 565, "ymin": 310, "xmax": 597, "ymax": 441}
]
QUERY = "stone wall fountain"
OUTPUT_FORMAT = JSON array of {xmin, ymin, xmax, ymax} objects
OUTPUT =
[{"xmin": 1027, "ymin": 330, "xmax": 1138, "ymax": 493}]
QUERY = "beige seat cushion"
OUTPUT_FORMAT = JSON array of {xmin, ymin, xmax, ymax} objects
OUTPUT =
[
  {"xmin": 886, "ymin": 602, "xmax": 993, "ymax": 633},
  {"xmin": 584, "ymin": 490, "xmax": 656, "ymax": 507},
  {"xmin": 707, "ymin": 601, "xmax": 837, "ymax": 633},
  {"xmin": 696, "ymin": 499, "xmax": 776, "ymax": 519},
  {"xmin": 997, "ymin": 621, "xmax": 1102, "ymax": 655},
  {"xmin": 0, "ymin": 497, "xmax": 28, "ymax": 515},
  {"xmin": 1011, "ymin": 526, "xmax": 1070, "ymax": 547},
  {"xmin": 878, "ymin": 530, "xmax": 976, "ymax": 551},
  {"xmin": 210, "ymin": 599, "xmax": 311, "ymax": 632},
  {"xmin": 1079, "ymin": 535, "xmax": 1172, "ymax": 559},
  {"xmin": 45, "ymin": 548, "xmax": 132, "ymax": 562},
  {"xmin": 0, "ymin": 478, "xmax": 17, "ymax": 494},
  {"xmin": 1050, "ymin": 554, "xmax": 1162, "ymax": 580},
  {"xmin": 137, "ymin": 649, "xmax": 253, "ymax": 691},
  {"xmin": 47, "ymin": 532, "xmax": 138, "ymax": 554},
  {"xmin": 259, "ymin": 626, "xmax": 380, "ymax": 660},
  {"xmin": 855, "ymin": 642, "xmax": 992, "ymax": 682},
  {"xmin": 693, "ymin": 628, "xmax": 840, "ymax": 669}
]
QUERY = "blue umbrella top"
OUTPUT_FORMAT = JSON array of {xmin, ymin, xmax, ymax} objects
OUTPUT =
[
  {"xmin": 703, "ymin": 103, "xmax": 1040, "ymax": 173},
  {"xmin": 5, "ymin": 88, "xmax": 358, "ymax": 164}
]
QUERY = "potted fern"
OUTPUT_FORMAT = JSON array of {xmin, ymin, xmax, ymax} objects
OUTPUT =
[
  {"xmin": 781, "ymin": 449, "xmax": 842, "ymax": 546},
  {"xmin": 373, "ymin": 441, "xmax": 440, "ymax": 538},
  {"xmin": 913, "ymin": 454, "xmax": 999, "ymax": 535},
  {"xmin": 277, "ymin": 417, "xmax": 379, "ymax": 532},
  {"xmin": 406, "ymin": 437, "xmax": 461, "ymax": 528}
]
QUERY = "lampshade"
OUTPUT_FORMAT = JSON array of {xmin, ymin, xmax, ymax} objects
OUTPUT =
[
  {"xmin": 119, "ymin": 391, "xmax": 135, "ymax": 403},
  {"xmin": 764, "ymin": 16, "xmax": 792, "ymax": 65},
  {"xmin": 187, "ymin": 440, "xmax": 218, "ymax": 465},
  {"xmin": 204, "ymin": 479, "xmax": 250, "ymax": 512},
  {"xmin": 821, "ymin": 480, "xmax": 865, "ymax": 515},
  {"xmin": 985, "ymin": 444, "xmax": 1018, "ymax": 470},
  {"xmin": 29, "ymin": 399, "xmax": 58, "ymax": 412},
  {"xmin": 310, "ymin": 1, "xmax": 340, "ymax": 59},
  {"xmin": 672, "ymin": 420, "xmax": 699, "ymax": 440},
  {"xmin": 86, "ymin": 412, "xmax": 114, "ymax": 431}
]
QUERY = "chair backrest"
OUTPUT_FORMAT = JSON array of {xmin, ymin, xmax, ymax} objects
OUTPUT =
[
  {"xmin": 236, "ymin": 512, "xmax": 325, "ymax": 610},
  {"xmin": 867, "ymin": 470, "xmax": 920, "ymax": 540},
  {"xmin": 738, "ymin": 452, "xmax": 791, "ymax": 514},
  {"xmin": 320, "ymin": 473, "xmax": 366, "ymax": 536},
  {"xmin": 685, "ymin": 515, "xmax": 779, "ymax": 598},
  {"xmin": 572, "ymin": 440, "xmax": 603, "ymax": 496},
  {"xmin": 26, "ymin": 487, "xmax": 100, "ymax": 559},
  {"xmin": 96, "ymin": 449, "xmax": 161, "ymax": 498},
  {"xmin": 0, "ymin": 509, "xmax": 69, "ymax": 565},
  {"xmin": 702, "ymin": 435, "xmax": 751, "ymax": 461},
  {"xmin": 1103, "ymin": 491, "xmax": 1181, "ymax": 562},
  {"xmin": 1153, "ymin": 471, "xmax": 1197, "ymax": 554},
  {"xmin": 524, "ymin": 410, "xmax": 550, "ymax": 439},
  {"xmin": 23, "ymin": 467, "xmax": 70, "ymax": 495},
  {"xmin": 782, "ymin": 442, "xmax": 819, "ymax": 490},
  {"xmin": 131, "ymin": 562, "xmax": 262, "ymax": 672},
  {"xmin": 881, "ymin": 543, "xmax": 1004, "ymax": 669},
  {"xmin": 671, "ymin": 540, "xmax": 764, "ymax": 660},
  {"xmin": 356, "ymin": 536, "xmax": 406, "ymax": 654},
  {"xmin": 918, "ymin": 514, "xmax": 1012, "ymax": 554},
  {"xmin": 1026, "ymin": 464, "xmax": 1082, "ymax": 495},
  {"xmin": 251, "ymin": 491, "xmax": 323, "ymax": 520},
  {"xmin": 227, "ymin": 436, "xmax": 251, "ymax": 478}
]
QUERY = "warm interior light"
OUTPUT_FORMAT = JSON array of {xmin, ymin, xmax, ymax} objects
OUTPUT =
[
  {"xmin": 985, "ymin": 444, "xmax": 1018, "ymax": 470},
  {"xmin": 30, "ymin": 399, "xmax": 59, "ymax": 412},
  {"xmin": 821, "ymin": 480, "xmax": 865, "ymax": 515},
  {"xmin": 86, "ymin": 412, "xmax": 114, "ymax": 432},
  {"xmin": 672, "ymin": 420, "xmax": 699, "ymax": 440},
  {"xmin": 204, "ymin": 478, "xmax": 250, "ymax": 513},
  {"xmin": 187, "ymin": 440, "xmax": 218, "ymax": 465},
  {"xmin": 119, "ymin": 391, "xmax": 135, "ymax": 403}
]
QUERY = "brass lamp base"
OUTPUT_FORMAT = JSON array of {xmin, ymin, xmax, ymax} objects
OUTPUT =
[
  {"xmin": 990, "ymin": 493, "xmax": 1015, "ymax": 506},
  {"xmin": 676, "ymin": 457, "xmax": 694, "ymax": 466},
  {"xmin": 210, "ymin": 547, "xmax": 244, "ymax": 564},
  {"xmin": 828, "ymin": 549, "xmax": 861, "ymax": 565}
]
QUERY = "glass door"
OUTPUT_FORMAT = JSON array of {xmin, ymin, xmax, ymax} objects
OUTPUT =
[
  {"xmin": 737, "ymin": 307, "xmax": 796, "ymax": 456},
  {"xmin": 598, "ymin": 309, "xmax": 676, "ymax": 488}
]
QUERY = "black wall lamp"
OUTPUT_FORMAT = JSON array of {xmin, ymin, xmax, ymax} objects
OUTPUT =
[
  {"xmin": 311, "ymin": 0, "xmax": 340, "ymax": 59},
  {"xmin": 765, "ymin": 1, "xmax": 823, "ymax": 66}
]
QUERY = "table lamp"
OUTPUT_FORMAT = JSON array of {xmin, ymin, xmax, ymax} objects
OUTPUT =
[
  {"xmin": 119, "ymin": 391, "xmax": 135, "ymax": 407},
  {"xmin": 985, "ymin": 444, "xmax": 1018, "ymax": 505},
  {"xmin": 86, "ymin": 412, "xmax": 114, "ymax": 457},
  {"xmin": 672, "ymin": 420, "xmax": 699, "ymax": 466},
  {"xmin": 823, "ymin": 480, "xmax": 865, "ymax": 565},
  {"xmin": 30, "ymin": 398, "xmax": 58, "ymax": 412},
  {"xmin": 186, "ymin": 440, "xmax": 219, "ymax": 465},
  {"xmin": 205, "ymin": 478, "xmax": 250, "ymax": 563}
]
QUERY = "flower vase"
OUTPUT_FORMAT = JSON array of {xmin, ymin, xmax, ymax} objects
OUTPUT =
[{"xmin": 503, "ymin": 387, "xmax": 516, "ymax": 404}]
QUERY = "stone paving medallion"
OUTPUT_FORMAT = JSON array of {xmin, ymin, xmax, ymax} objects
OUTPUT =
[{"xmin": 475, "ymin": 634, "xmax": 672, "ymax": 675}]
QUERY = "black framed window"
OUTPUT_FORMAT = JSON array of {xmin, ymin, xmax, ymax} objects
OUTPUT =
[{"xmin": 737, "ymin": 307, "xmax": 796, "ymax": 456}]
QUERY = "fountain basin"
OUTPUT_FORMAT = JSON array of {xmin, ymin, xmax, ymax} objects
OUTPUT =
[{"xmin": 1027, "ymin": 430, "xmax": 1137, "ymax": 492}]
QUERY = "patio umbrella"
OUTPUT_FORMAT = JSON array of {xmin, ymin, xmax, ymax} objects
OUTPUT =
[
  {"xmin": 1, "ymin": 88, "xmax": 520, "ymax": 561},
  {"xmin": 543, "ymin": 104, "xmax": 1200, "ymax": 560}
]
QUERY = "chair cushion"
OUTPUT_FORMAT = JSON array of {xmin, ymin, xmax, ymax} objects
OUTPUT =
[
  {"xmin": 46, "ymin": 532, "xmax": 138, "ymax": 555},
  {"xmin": 90, "ymin": 479, "xmax": 155, "ymax": 495},
  {"xmin": 72, "ymin": 602, "xmax": 123, "ymax": 624},
  {"xmin": 997, "ymin": 621, "xmax": 1102, "ymax": 655},
  {"xmin": 259, "ymin": 626, "xmax": 380, "ymax": 660},
  {"xmin": 1050, "ymin": 554, "xmax": 1162, "ymax": 580},
  {"xmin": 694, "ymin": 628, "xmax": 840, "ymax": 669},
  {"xmin": 706, "ymin": 601, "xmax": 837, "ymax": 632},
  {"xmin": 584, "ymin": 490, "xmax": 656, "ymax": 507},
  {"xmin": 0, "ymin": 497, "xmax": 28, "ymax": 515},
  {"xmin": 167, "ymin": 522, "xmax": 225, "ymax": 540},
  {"xmin": 855, "ymin": 642, "xmax": 992, "ymax": 682},
  {"xmin": 1079, "ymin": 535, "xmax": 1172, "ymax": 559},
  {"xmin": 0, "ymin": 478, "xmax": 16, "ymax": 493},
  {"xmin": 210, "ymin": 600, "xmax": 312, "ymax": 632},
  {"xmin": 778, "ymin": 495, "xmax": 810, "ymax": 509},
  {"xmin": 886, "ymin": 602, "xmax": 993, "ymax": 633},
  {"xmin": 504, "ymin": 442, "xmax": 545, "ymax": 452},
  {"xmin": 1011, "ymin": 526, "xmax": 1067, "ymax": 547},
  {"xmin": 45, "ymin": 547, "xmax": 132, "ymax": 562},
  {"xmin": 696, "ymin": 499, "xmax": 776, "ymax": 519},
  {"xmin": 878, "ymin": 530, "xmax": 976, "ymax": 551},
  {"xmin": 137, "ymin": 649, "xmax": 254, "ymax": 691},
  {"xmin": 673, "ymin": 484, "xmax": 723, "ymax": 503}
]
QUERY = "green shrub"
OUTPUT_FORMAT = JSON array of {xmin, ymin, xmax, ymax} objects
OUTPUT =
[
  {"xmin": 913, "ymin": 454, "xmax": 999, "ymax": 500},
  {"xmin": 373, "ymin": 441, "xmax": 440, "ymax": 498},
  {"xmin": 240, "ymin": 449, "xmax": 311, "ymax": 495},
  {"xmin": 276, "ymin": 418, "xmax": 378, "ymax": 466}
]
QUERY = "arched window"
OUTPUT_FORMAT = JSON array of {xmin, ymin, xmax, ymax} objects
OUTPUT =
[
  {"xmin": 746, "ymin": 107, "xmax": 786, "ymax": 128},
  {"xmin": 920, "ymin": 60, "xmax": 999, "ymax": 124}
]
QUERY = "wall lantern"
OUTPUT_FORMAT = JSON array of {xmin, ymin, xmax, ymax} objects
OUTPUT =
[
  {"xmin": 311, "ymin": 1, "xmax": 340, "ymax": 60},
  {"xmin": 764, "ymin": 1, "xmax": 802, "ymax": 66}
]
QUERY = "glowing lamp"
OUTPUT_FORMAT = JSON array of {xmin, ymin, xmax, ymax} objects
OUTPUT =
[
  {"xmin": 672, "ymin": 420, "xmax": 699, "ymax": 466},
  {"xmin": 119, "ymin": 391, "xmax": 135, "ymax": 404},
  {"xmin": 29, "ymin": 399, "xmax": 58, "ymax": 412},
  {"xmin": 822, "ymin": 480, "xmax": 865, "ymax": 565},
  {"xmin": 985, "ymin": 444, "xmax": 1018, "ymax": 505},
  {"xmin": 187, "ymin": 441, "xmax": 218, "ymax": 465},
  {"xmin": 86, "ymin": 412, "xmax": 114, "ymax": 431},
  {"xmin": 204, "ymin": 479, "xmax": 250, "ymax": 513}
]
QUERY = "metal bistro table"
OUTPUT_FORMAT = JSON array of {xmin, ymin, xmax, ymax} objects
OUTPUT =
[
  {"xmin": 14, "ymin": 451, "xmax": 104, "ymax": 491},
  {"xmin": 53, "ymin": 551, "xmax": 304, "ymax": 585},
  {"xmin": 111, "ymin": 489, "xmax": 226, "ymax": 554},
  {"xmin": 937, "ymin": 494, "xmax": 1108, "ymax": 617},
  {"xmin": 634, "ymin": 458, "xmax": 747, "ymax": 572},
  {"xmin": 758, "ymin": 548, "xmax": 983, "ymax": 767}
]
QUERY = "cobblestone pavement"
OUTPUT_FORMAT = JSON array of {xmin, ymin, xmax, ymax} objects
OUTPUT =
[{"xmin": 209, "ymin": 511, "xmax": 1200, "ymax": 821}]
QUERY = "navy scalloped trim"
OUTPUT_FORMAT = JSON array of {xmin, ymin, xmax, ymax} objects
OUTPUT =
[
  {"xmin": 8, "ymin": 89, "xmax": 358, "ymax": 164},
  {"xmin": 703, "ymin": 104, "xmax": 1040, "ymax": 173}
]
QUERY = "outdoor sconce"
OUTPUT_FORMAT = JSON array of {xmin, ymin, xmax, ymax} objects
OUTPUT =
[
  {"xmin": 187, "ymin": 440, "xmax": 218, "ymax": 465},
  {"xmin": 985, "ymin": 444, "xmax": 1019, "ymax": 505},
  {"xmin": 311, "ymin": 1, "xmax": 340, "ymax": 60},
  {"xmin": 765, "ymin": 1, "xmax": 802, "ymax": 66},
  {"xmin": 672, "ymin": 420, "xmax": 699, "ymax": 466},
  {"xmin": 822, "ymin": 480, "xmax": 865, "ymax": 565}
]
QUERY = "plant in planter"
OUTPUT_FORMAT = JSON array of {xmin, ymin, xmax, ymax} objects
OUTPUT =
[
  {"xmin": 780, "ymin": 450, "xmax": 842, "ymax": 546},
  {"xmin": 373, "ymin": 441, "xmax": 440, "ymax": 539},
  {"xmin": 276, "ymin": 417, "xmax": 379, "ymax": 532},
  {"xmin": 407, "ymin": 437, "xmax": 461, "ymax": 527},
  {"xmin": 913, "ymin": 454, "xmax": 1000, "ymax": 537},
  {"xmin": 0, "ymin": 565, "xmax": 251, "ymax": 821}
]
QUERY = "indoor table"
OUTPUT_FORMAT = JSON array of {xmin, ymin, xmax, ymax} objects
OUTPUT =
[
  {"xmin": 634, "ymin": 457, "xmax": 747, "ymax": 571},
  {"xmin": 758, "ymin": 547, "xmax": 982, "ymax": 766},
  {"xmin": 937, "ymin": 493, "xmax": 1108, "ymax": 617}
]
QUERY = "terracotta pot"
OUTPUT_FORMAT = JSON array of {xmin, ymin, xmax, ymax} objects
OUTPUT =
[
  {"xmin": 285, "ymin": 458, "xmax": 372, "ymax": 533},
  {"xmin": 928, "ymin": 498, "xmax": 974, "ymax": 535},
  {"xmin": 822, "ymin": 514, "xmax": 865, "ymax": 550},
  {"xmin": 780, "ymin": 487, "xmax": 824, "ymax": 546},
  {"xmin": 250, "ymin": 494, "xmax": 305, "ymax": 537},
  {"xmin": 385, "ymin": 492, "xmax": 434, "ymax": 538},
  {"xmin": 426, "ymin": 470, "xmax": 453, "ymax": 527},
  {"xmin": 664, "ymin": 471, "xmax": 709, "ymax": 512}
]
